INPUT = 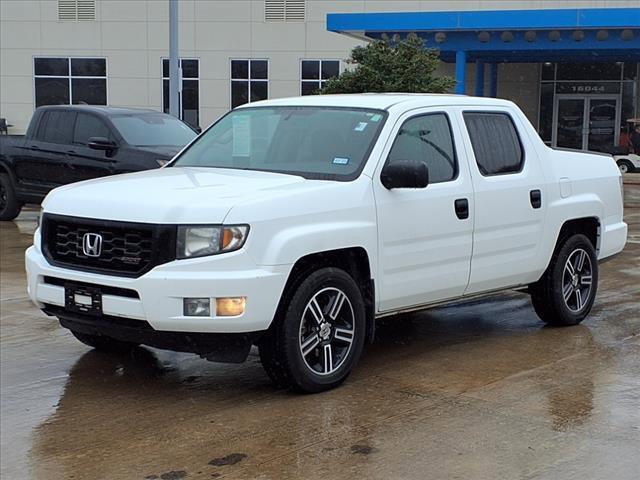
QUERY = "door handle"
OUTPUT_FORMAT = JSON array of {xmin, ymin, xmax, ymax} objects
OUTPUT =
[
  {"xmin": 530, "ymin": 189, "xmax": 542, "ymax": 209},
  {"xmin": 454, "ymin": 198, "xmax": 469, "ymax": 220}
]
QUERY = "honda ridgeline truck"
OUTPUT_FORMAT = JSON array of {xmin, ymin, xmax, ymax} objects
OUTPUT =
[{"xmin": 26, "ymin": 95, "xmax": 627, "ymax": 393}]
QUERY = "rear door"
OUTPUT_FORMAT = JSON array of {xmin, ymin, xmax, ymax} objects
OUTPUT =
[
  {"xmin": 66, "ymin": 112, "xmax": 117, "ymax": 183},
  {"xmin": 458, "ymin": 108, "xmax": 547, "ymax": 294},
  {"xmin": 12, "ymin": 110, "xmax": 77, "ymax": 192},
  {"xmin": 373, "ymin": 108, "xmax": 474, "ymax": 312}
]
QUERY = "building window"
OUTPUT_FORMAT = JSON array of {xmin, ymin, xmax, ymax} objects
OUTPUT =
[
  {"xmin": 231, "ymin": 60, "xmax": 268, "ymax": 109},
  {"xmin": 300, "ymin": 60, "xmax": 340, "ymax": 95},
  {"xmin": 265, "ymin": 0, "xmax": 305, "ymax": 22},
  {"xmin": 34, "ymin": 57, "xmax": 106, "ymax": 107},
  {"xmin": 162, "ymin": 58, "xmax": 200, "ymax": 129},
  {"xmin": 58, "ymin": 0, "xmax": 96, "ymax": 21}
]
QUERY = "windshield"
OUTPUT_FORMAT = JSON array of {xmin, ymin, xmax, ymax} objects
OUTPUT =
[
  {"xmin": 171, "ymin": 106, "xmax": 387, "ymax": 180},
  {"xmin": 111, "ymin": 113, "xmax": 197, "ymax": 147}
]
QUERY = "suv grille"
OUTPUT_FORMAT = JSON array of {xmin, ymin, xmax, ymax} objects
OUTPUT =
[{"xmin": 41, "ymin": 214, "xmax": 176, "ymax": 277}]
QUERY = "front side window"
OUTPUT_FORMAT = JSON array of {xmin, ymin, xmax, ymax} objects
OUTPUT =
[
  {"xmin": 172, "ymin": 106, "xmax": 387, "ymax": 181},
  {"xmin": 34, "ymin": 57, "xmax": 106, "ymax": 107},
  {"xmin": 162, "ymin": 58, "xmax": 200, "ymax": 129},
  {"xmin": 463, "ymin": 112, "xmax": 524, "ymax": 175},
  {"xmin": 73, "ymin": 113, "xmax": 111, "ymax": 145},
  {"xmin": 387, "ymin": 113, "xmax": 458, "ymax": 183},
  {"xmin": 231, "ymin": 60, "xmax": 268, "ymax": 108},
  {"xmin": 301, "ymin": 60, "xmax": 340, "ymax": 95}
]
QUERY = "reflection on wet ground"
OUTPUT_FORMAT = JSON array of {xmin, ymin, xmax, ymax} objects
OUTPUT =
[{"xmin": 1, "ymin": 181, "xmax": 639, "ymax": 479}]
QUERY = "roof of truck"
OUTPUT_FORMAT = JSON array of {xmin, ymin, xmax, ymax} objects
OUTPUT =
[
  {"xmin": 240, "ymin": 93, "xmax": 515, "ymax": 111},
  {"xmin": 36, "ymin": 105, "xmax": 159, "ymax": 116}
]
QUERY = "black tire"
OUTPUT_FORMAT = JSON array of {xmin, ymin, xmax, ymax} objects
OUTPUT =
[
  {"xmin": 259, "ymin": 267, "xmax": 366, "ymax": 393},
  {"xmin": 530, "ymin": 234, "xmax": 598, "ymax": 326},
  {"xmin": 70, "ymin": 330, "xmax": 139, "ymax": 352},
  {"xmin": 0, "ymin": 173, "xmax": 22, "ymax": 221},
  {"xmin": 617, "ymin": 160, "xmax": 634, "ymax": 174}
]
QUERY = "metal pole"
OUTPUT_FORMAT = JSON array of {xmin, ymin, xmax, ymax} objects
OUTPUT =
[
  {"xmin": 455, "ymin": 51, "xmax": 466, "ymax": 95},
  {"xmin": 489, "ymin": 63, "xmax": 498, "ymax": 98},
  {"xmin": 169, "ymin": 0, "xmax": 180, "ymax": 118}
]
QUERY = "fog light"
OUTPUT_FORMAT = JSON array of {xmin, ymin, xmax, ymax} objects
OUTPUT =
[
  {"xmin": 216, "ymin": 297, "xmax": 246, "ymax": 317},
  {"xmin": 183, "ymin": 298, "xmax": 210, "ymax": 316}
]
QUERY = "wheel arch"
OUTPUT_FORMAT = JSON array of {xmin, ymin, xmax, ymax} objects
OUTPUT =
[{"xmin": 273, "ymin": 247, "xmax": 376, "ymax": 343}]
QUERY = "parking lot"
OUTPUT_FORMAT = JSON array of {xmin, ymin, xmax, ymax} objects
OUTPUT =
[{"xmin": 1, "ymin": 179, "xmax": 639, "ymax": 480}]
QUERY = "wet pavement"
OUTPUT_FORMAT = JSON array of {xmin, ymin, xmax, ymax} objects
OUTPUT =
[{"xmin": 1, "ymin": 180, "xmax": 639, "ymax": 480}]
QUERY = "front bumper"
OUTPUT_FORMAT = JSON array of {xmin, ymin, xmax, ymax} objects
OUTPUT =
[{"xmin": 26, "ymin": 244, "xmax": 291, "ymax": 335}]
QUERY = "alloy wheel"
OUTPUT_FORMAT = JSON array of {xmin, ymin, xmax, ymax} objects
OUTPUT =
[
  {"xmin": 562, "ymin": 248, "xmax": 593, "ymax": 312},
  {"xmin": 298, "ymin": 287, "xmax": 355, "ymax": 376}
]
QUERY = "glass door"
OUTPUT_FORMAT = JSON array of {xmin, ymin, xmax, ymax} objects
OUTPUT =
[
  {"xmin": 554, "ymin": 97, "xmax": 586, "ymax": 150},
  {"xmin": 587, "ymin": 98, "xmax": 618, "ymax": 153}
]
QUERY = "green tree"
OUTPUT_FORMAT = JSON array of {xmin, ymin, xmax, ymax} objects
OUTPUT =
[{"xmin": 320, "ymin": 33, "xmax": 455, "ymax": 94}]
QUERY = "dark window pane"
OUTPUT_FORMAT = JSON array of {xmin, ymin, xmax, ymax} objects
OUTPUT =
[
  {"xmin": 250, "ymin": 81, "xmax": 268, "ymax": 102},
  {"xmin": 623, "ymin": 61, "xmax": 638, "ymax": 80},
  {"xmin": 250, "ymin": 60, "xmax": 268, "ymax": 80},
  {"xmin": 231, "ymin": 80, "xmax": 249, "ymax": 108},
  {"xmin": 231, "ymin": 60, "xmax": 248, "ymax": 79},
  {"xmin": 302, "ymin": 60, "xmax": 319, "ymax": 80},
  {"xmin": 71, "ymin": 58, "xmax": 106, "ymax": 77},
  {"xmin": 182, "ymin": 79, "xmax": 199, "ymax": 128},
  {"xmin": 556, "ymin": 62, "xmax": 621, "ymax": 81},
  {"xmin": 181, "ymin": 59, "xmax": 199, "ymax": 78},
  {"xmin": 538, "ymin": 83, "xmax": 554, "ymax": 143},
  {"xmin": 388, "ymin": 113, "xmax": 457, "ymax": 183},
  {"xmin": 301, "ymin": 81, "xmax": 320, "ymax": 95},
  {"xmin": 41, "ymin": 110, "xmax": 76, "ymax": 144},
  {"xmin": 73, "ymin": 112, "xmax": 111, "ymax": 144},
  {"xmin": 162, "ymin": 59, "xmax": 169, "ymax": 78},
  {"xmin": 71, "ymin": 78, "xmax": 107, "ymax": 105},
  {"xmin": 541, "ymin": 62, "xmax": 555, "ymax": 81},
  {"xmin": 162, "ymin": 79, "xmax": 170, "ymax": 113},
  {"xmin": 463, "ymin": 113, "xmax": 523, "ymax": 175},
  {"xmin": 35, "ymin": 77, "xmax": 70, "ymax": 107},
  {"xmin": 34, "ymin": 57, "xmax": 69, "ymax": 76},
  {"xmin": 321, "ymin": 61, "xmax": 339, "ymax": 80}
]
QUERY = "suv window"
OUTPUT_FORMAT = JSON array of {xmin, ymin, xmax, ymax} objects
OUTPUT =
[
  {"xmin": 39, "ymin": 111, "xmax": 76, "ymax": 145},
  {"xmin": 387, "ymin": 113, "xmax": 457, "ymax": 183},
  {"xmin": 463, "ymin": 112, "xmax": 524, "ymax": 175},
  {"xmin": 74, "ymin": 113, "xmax": 112, "ymax": 145}
]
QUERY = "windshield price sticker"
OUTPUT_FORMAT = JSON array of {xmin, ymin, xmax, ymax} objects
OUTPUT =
[
  {"xmin": 354, "ymin": 122, "xmax": 368, "ymax": 132},
  {"xmin": 333, "ymin": 157, "xmax": 349, "ymax": 165}
]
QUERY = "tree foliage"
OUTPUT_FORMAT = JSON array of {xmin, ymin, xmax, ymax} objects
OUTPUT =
[{"xmin": 320, "ymin": 33, "xmax": 455, "ymax": 95}]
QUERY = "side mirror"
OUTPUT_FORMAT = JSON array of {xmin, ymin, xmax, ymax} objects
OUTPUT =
[
  {"xmin": 380, "ymin": 160, "xmax": 429, "ymax": 190},
  {"xmin": 88, "ymin": 137, "xmax": 117, "ymax": 151}
]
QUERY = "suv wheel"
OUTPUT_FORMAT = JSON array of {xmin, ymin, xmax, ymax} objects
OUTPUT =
[
  {"xmin": 259, "ymin": 267, "xmax": 366, "ymax": 393},
  {"xmin": 71, "ymin": 330, "xmax": 139, "ymax": 352},
  {"xmin": 617, "ymin": 160, "xmax": 634, "ymax": 174},
  {"xmin": 0, "ymin": 174, "xmax": 22, "ymax": 221},
  {"xmin": 530, "ymin": 234, "xmax": 598, "ymax": 326}
]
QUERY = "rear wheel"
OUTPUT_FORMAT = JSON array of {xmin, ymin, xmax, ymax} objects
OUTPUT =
[
  {"xmin": 259, "ymin": 267, "xmax": 366, "ymax": 393},
  {"xmin": 617, "ymin": 160, "xmax": 634, "ymax": 174},
  {"xmin": 0, "ymin": 174, "xmax": 22, "ymax": 221},
  {"xmin": 70, "ymin": 330, "xmax": 139, "ymax": 352},
  {"xmin": 530, "ymin": 234, "xmax": 598, "ymax": 326}
]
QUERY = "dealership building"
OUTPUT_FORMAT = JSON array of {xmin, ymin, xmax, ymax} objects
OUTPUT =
[{"xmin": 1, "ymin": 0, "xmax": 639, "ymax": 153}]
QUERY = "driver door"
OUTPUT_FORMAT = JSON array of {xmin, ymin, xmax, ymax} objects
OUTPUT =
[{"xmin": 373, "ymin": 109, "xmax": 474, "ymax": 312}]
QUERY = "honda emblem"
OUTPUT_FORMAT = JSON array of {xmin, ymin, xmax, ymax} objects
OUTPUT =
[{"xmin": 82, "ymin": 233, "xmax": 103, "ymax": 257}]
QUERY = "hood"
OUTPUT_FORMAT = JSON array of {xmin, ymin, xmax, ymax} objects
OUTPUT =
[
  {"xmin": 135, "ymin": 145, "xmax": 183, "ymax": 158},
  {"xmin": 43, "ymin": 167, "xmax": 307, "ymax": 224}
]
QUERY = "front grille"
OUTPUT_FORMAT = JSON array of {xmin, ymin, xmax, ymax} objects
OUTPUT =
[{"xmin": 42, "ymin": 214, "xmax": 176, "ymax": 277}]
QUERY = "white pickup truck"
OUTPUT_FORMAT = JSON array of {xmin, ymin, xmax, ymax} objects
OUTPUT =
[{"xmin": 26, "ymin": 94, "xmax": 627, "ymax": 392}]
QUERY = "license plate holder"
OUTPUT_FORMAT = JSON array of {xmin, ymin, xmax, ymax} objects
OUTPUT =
[{"xmin": 65, "ymin": 283, "xmax": 102, "ymax": 316}]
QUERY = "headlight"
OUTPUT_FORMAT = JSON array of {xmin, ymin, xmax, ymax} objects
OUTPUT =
[{"xmin": 177, "ymin": 225, "xmax": 249, "ymax": 259}]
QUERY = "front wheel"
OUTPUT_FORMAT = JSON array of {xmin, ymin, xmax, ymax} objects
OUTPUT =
[
  {"xmin": 259, "ymin": 267, "xmax": 366, "ymax": 393},
  {"xmin": 0, "ymin": 173, "xmax": 22, "ymax": 221},
  {"xmin": 530, "ymin": 234, "xmax": 598, "ymax": 326}
]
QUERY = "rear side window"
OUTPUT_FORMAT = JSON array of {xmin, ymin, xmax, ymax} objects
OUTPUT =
[
  {"xmin": 39, "ymin": 111, "xmax": 76, "ymax": 144},
  {"xmin": 74, "ymin": 113, "xmax": 111, "ymax": 145},
  {"xmin": 463, "ymin": 112, "xmax": 524, "ymax": 175},
  {"xmin": 387, "ymin": 113, "xmax": 457, "ymax": 183}
]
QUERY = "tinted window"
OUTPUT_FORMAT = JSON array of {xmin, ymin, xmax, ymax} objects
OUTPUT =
[
  {"xmin": 34, "ymin": 58, "xmax": 69, "ymax": 76},
  {"xmin": 73, "ymin": 113, "xmax": 111, "ymax": 144},
  {"xmin": 35, "ymin": 78, "xmax": 69, "ymax": 107},
  {"xmin": 40, "ymin": 111, "xmax": 76, "ymax": 144},
  {"xmin": 387, "ymin": 113, "xmax": 457, "ymax": 183},
  {"xmin": 463, "ymin": 112, "xmax": 523, "ymax": 175},
  {"xmin": 70, "ymin": 58, "xmax": 106, "ymax": 76},
  {"xmin": 111, "ymin": 114, "xmax": 196, "ymax": 146},
  {"xmin": 172, "ymin": 107, "xmax": 386, "ymax": 181}
]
